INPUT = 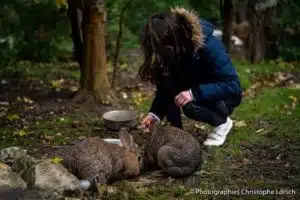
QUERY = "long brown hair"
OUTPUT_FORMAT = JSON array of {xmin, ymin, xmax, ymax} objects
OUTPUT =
[{"xmin": 138, "ymin": 10, "xmax": 196, "ymax": 84}]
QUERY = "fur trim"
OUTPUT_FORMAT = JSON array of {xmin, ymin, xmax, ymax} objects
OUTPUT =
[{"xmin": 170, "ymin": 7, "xmax": 204, "ymax": 50}]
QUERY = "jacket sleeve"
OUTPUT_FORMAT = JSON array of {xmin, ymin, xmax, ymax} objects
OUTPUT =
[
  {"xmin": 149, "ymin": 78, "xmax": 172, "ymax": 121},
  {"xmin": 191, "ymin": 39, "xmax": 242, "ymax": 102}
]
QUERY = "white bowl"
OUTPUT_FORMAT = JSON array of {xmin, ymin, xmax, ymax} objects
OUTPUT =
[{"xmin": 102, "ymin": 138, "xmax": 121, "ymax": 145}]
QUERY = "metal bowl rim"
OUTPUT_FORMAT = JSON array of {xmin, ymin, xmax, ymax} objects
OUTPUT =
[{"xmin": 102, "ymin": 110, "xmax": 137, "ymax": 122}]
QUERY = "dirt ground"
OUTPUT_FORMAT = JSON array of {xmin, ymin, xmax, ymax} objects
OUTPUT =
[{"xmin": 0, "ymin": 61, "xmax": 299, "ymax": 199}]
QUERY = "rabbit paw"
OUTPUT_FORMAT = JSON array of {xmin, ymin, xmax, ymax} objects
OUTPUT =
[{"xmin": 92, "ymin": 174, "xmax": 108, "ymax": 197}]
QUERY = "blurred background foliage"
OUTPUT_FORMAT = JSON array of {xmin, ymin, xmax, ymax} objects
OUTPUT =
[{"xmin": 0, "ymin": 0, "xmax": 300, "ymax": 68}]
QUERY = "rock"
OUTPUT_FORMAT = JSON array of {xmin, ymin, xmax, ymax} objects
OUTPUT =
[
  {"xmin": 0, "ymin": 187, "xmax": 61, "ymax": 200},
  {"xmin": 0, "ymin": 162, "xmax": 11, "ymax": 172},
  {"xmin": 63, "ymin": 198, "xmax": 81, "ymax": 200},
  {"xmin": 23, "ymin": 159, "xmax": 81, "ymax": 196},
  {"xmin": 0, "ymin": 188, "xmax": 41, "ymax": 200},
  {"xmin": 0, "ymin": 147, "xmax": 28, "ymax": 165},
  {"xmin": 12, "ymin": 154, "xmax": 38, "ymax": 175},
  {"xmin": 0, "ymin": 162, "xmax": 27, "ymax": 190}
]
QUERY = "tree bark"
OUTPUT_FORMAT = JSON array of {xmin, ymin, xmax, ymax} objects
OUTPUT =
[
  {"xmin": 68, "ymin": 0, "xmax": 115, "ymax": 104},
  {"xmin": 221, "ymin": 0, "xmax": 234, "ymax": 52},
  {"xmin": 67, "ymin": 0, "xmax": 84, "ymax": 86}
]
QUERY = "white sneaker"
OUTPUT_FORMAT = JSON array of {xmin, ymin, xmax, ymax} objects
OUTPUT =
[{"xmin": 203, "ymin": 117, "xmax": 233, "ymax": 146}]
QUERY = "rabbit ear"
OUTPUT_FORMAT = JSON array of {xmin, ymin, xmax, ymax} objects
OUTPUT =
[{"xmin": 119, "ymin": 129, "xmax": 134, "ymax": 151}]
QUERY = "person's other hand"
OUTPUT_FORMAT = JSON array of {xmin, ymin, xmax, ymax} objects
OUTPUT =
[
  {"xmin": 175, "ymin": 90, "xmax": 194, "ymax": 107},
  {"xmin": 140, "ymin": 113, "xmax": 160, "ymax": 131}
]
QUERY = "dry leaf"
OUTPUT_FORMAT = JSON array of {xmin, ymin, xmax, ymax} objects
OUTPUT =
[
  {"xmin": 235, "ymin": 120, "xmax": 247, "ymax": 128},
  {"xmin": 51, "ymin": 156, "xmax": 63, "ymax": 164},
  {"xmin": 14, "ymin": 129, "xmax": 28, "ymax": 136},
  {"xmin": 23, "ymin": 97, "xmax": 33, "ymax": 104},
  {"xmin": 70, "ymin": 86, "xmax": 79, "ymax": 92},
  {"xmin": 7, "ymin": 114, "xmax": 20, "ymax": 121},
  {"xmin": 44, "ymin": 134, "xmax": 54, "ymax": 140},
  {"xmin": 121, "ymin": 92, "xmax": 128, "ymax": 99},
  {"xmin": 243, "ymin": 158, "xmax": 250, "ymax": 165},
  {"xmin": 78, "ymin": 135, "xmax": 86, "ymax": 140},
  {"xmin": 289, "ymin": 95, "xmax": 297, "ymax": 102},
  {"xmin": 255, "ymin": 128, "xmax": 264, "ymax": 133}
]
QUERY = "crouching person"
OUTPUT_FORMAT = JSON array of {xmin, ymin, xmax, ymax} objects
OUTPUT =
[{"xmin": 139, "ymin": 7, "xmax": 243, "ymax": 146}]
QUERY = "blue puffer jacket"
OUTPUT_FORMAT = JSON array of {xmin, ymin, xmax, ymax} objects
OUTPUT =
[{"xmin": 149, "ymin": 18, "xmax": 243, "ymax": 120}]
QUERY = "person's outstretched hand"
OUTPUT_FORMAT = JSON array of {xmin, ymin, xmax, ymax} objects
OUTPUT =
[
  {"xmin": 175, "ymin": 90, "xmax": 194, "ymax": 107},
  {"xmin": 140, "ymin": 113, "xmax": 160, "ymax": 132}
]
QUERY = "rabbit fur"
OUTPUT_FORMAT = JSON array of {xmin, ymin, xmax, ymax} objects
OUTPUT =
[
  {"xmin": 62, "ymin": 128, "xmax": 141, "ymax": 189},
  {"xmin": 143, "ymin": 124, "xmax": 202, "ymax": 177}
]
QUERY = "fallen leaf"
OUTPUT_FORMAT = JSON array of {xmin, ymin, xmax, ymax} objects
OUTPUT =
[
  {"xmin": 289, "ymin": 95, "xmax": 298, "ymax": 109},
  {"xmin": 284, "ymin": 163, "xmax": 290, "ymax": 167},
  {"xmin": 255, "ymin": 128, "xmax": 264, "ymax": 133},
  {"xmin": 121, "ymin": 92, "xmax": 128, "ymax": 99},
  {"xmin": 70, "ymin": 86, "xmax": 78, "ymax": 92},
  {"xmin": 14, "ymin": 129, "xmax": 28, "ymax": 136},
  {"xmin": 276, "ymin": 154, "xmax": 282, "ymax": 160},
  {"xmin": 1, "ymin": 80, "xmax": 7, "ymax": 84},
  {"xmin": 199, "ymin": 170, "xmax": 213, "ymax": 175},
  {"xmin": 51, "ymin": 156, "xmax": 63, "ymax": 164},
  {"xmin": 235, "ymin": 120, "xmax": 247, "ymax": 128},
  {"xmin": 51, "ymin": 79, "xmax": 64, "ymax": 90},
  {"xmin": 23, "ymin": 97, "xmax": 33, "ymax": 104},
  {"xmin": 7, "ymin": 114, "xmax": 20, "ymax": 121},
  {"xmin": 243, "ymin": 158, "xmax": 250, "ymax": 165},
  {"xmin": 72, "ymin": 120, "xmax": 81, "ymax": 128},
  {"xmin": 78, "ymin": 136, "xmax": 86, "ymax": 140}
]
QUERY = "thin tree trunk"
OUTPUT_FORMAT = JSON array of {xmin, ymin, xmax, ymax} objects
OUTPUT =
[
  {"xmin": 246, "ymin": 0, "xmax": 265, "ymax": 63},
  {"xmin": 71, "ymin": 0, "xmax": 115, "ymax": 104},
  {"xmin": 111, "ymin": 0, "xmax": 133, "ymax": 88},
  {"xmin": 67, "ymin": 0, "xmax": 84, "ymax": 86},
  {"xmin": 221, "ymin": 0, "xmax": 234, "ymax": 51}
]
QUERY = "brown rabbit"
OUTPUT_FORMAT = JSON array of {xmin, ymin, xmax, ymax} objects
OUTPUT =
[
  {"xmin": 62, "ymin": 128, "xmax": 142, "ymax": 190},
  {"xmin": 143, "ymin": 123, "xmax": 202, "ymax": 178}
]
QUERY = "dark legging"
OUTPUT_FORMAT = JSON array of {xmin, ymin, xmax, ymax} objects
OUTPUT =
[{"xmin": 166, "ymin": 100, "xmax": 233, "ymax": 129}]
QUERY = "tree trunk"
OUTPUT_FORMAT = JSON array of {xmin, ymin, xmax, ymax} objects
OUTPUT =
[
  {"xmin": 221, "ymin": 0, "xmax": 234, "ymax": 52},
  {"xmin": 235, "ymin": 0, "xmax": 248, "ymax": 23},
  {"xmin": 247, "ymin": 0, "xmax": 277, "ymax": 63},
  {"xmin": 69, "ymin": 0, "xmax": 115, "ymax": 104},
  {"xmin": 264, "ymin": 7, "xmax": 278, "ymax": 59},
  {"xmin": 67, "ymin": 0, "xmax": 84, "ymax": 86}
]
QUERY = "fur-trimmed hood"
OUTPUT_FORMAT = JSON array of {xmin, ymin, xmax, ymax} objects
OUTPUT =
[{"xmin": 170, "ymin": 7, "xmax": 215, "ymax": 51}]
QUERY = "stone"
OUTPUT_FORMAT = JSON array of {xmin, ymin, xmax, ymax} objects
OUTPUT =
[
  {"xmin": 0, "ymin": 187, "xmax": 61, "ymax": 200},
  {"xmin": 0, "ymin": 147, "xmax": 28, "ymax": 165},
  {"xmin": 23, "ymin": 159, "xmax": 81, "ymax": 195},
  {"xmin": 0, "ymin": 162, "xmax": 27, "ymax": 190},
  {"xmin": 12, "ymin": 154, "xmax": 38, "ymax": 175}
]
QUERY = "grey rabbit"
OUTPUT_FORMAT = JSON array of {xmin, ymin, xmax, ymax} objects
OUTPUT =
[
  {"xmin": 62, "ymin": 128, "xmax": 142, "ymax": 190},
  {"xmin": 143, "ymin": 123, "xmax": 202, "ymax": 177}
]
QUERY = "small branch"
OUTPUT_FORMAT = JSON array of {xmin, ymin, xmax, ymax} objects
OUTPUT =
[{"xmin": 111, "ymin": 0, "xmax": 133, "ymax": 88}]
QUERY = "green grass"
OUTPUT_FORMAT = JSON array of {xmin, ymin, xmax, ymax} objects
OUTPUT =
[
  {"xmin": 233, "ymin": 59, "xmax": 297, "ymax": 90},
  {"xmin": 118, "ymin": 61, "xmax": 300, "ymax": 200},
  {"xmin": 0, "ymin": 60, "xmax": 299, "ymax": 199},
  {"xmin": 0, "ymin": 61, "xmax": 80, "ymax": 81}
]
